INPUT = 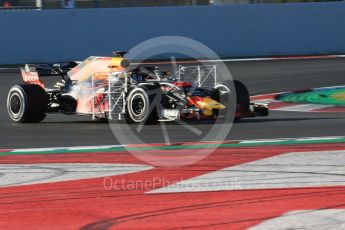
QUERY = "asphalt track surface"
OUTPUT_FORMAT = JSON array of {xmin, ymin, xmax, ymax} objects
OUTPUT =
[{"xmin": 0, "ymin": 58, "xmax": 344, "ymax": 148}]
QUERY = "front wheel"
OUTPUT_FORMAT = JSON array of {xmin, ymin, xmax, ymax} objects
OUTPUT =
[
  {"xmin": 212, "ymin": 82, "xmax": 231, "ymax": 118},
  {"xmin": 126, "ymin": 85, "xmax": 161, "ymax": 124},
  {"xmin": 7, "ymin": 84, "xmax": 47, "ymax": 123},
  {"xmin": 234, "ymin": 80, "xmax": 250, "ymax": 109},
  {"xmin": 212, "ymin": 80, "xmax": 250, "ymax": 121},
  {"xmin": 212, "ymin": 80, "xmax": 250, "ymax": 107}
]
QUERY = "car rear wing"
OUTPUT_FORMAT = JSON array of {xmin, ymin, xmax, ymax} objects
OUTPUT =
[
  {"xmin": 21, "ymin": 61, "xmax": 80, "ymax": 88},
  {"xmin": 23, "ymin": 62, "xmax": 80, "ymax": 76}
]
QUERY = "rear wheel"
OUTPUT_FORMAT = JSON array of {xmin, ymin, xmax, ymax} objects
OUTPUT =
[{"xmin": 7, "ymin": 84, "xmax": 47, "ymax": 123}]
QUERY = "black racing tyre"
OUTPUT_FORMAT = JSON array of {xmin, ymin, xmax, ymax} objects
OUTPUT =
[
  {"xmin": 212, "ymin": 81, "xmax": 250, "ymax": 119},
  {"xmin": 7, "ymin": 84, "xmax": 48, "ymax": 123},
  {"xmin": 213, "ymin": 80, "xmax": 249, "ymax": 106},
  {"xmin": 234, "ymin": 80, "xmax": 250, "ymax": 109},
  {"xmin": 213, "ymin": 83, "xmax": 231, "ymax": 99},
  {"xmin": 126, "ymin": 85, "xmax": 162, "ymax": 124},
  {"xmin": 212, "ymin": 82, "xmax": 231, "ymax": 118}
]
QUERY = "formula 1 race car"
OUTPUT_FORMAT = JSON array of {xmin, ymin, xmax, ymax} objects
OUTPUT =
[{"xmin": 7, "ymin": 52, "xmax": 268, "ymax": 123}]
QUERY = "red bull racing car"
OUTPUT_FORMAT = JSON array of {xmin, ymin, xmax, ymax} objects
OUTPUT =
[{"xmin": 7, "ymin": 52, "xmax": 268, "ymax": 123}]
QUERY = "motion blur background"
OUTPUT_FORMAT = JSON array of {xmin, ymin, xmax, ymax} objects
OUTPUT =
[{"xmin": 0, "ymin": 0, "xmax": 344, "ymax": 9}]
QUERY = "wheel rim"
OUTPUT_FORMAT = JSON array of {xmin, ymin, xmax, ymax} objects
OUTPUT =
[
  {"xmin": 9, "ymin": 93, "xmax": 21, "ymax": 115},
  {"xmin": 131, "ymin": 94, "xmax": 146, "ymax": 117}
]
